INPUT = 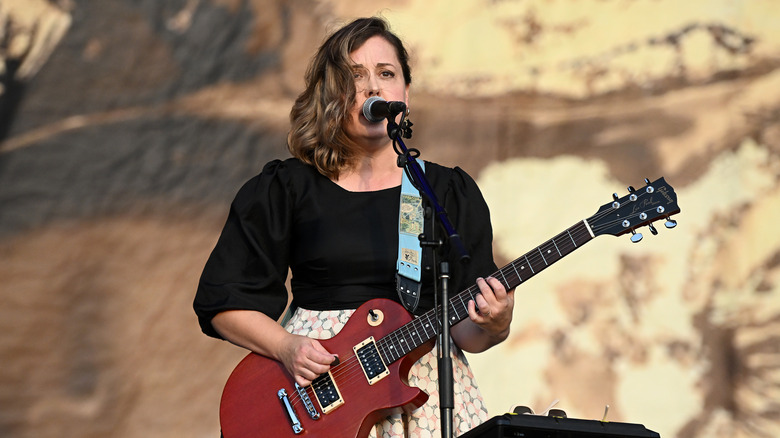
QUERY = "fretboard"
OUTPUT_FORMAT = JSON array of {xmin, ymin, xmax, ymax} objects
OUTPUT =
[{"xmin": 376, "ymin": 219, "xmax": 595, "ymax": 364}]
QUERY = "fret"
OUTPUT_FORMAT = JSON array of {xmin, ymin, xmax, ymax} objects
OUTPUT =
[
  {"xmin": 413, "ymin": 322, "xmax": 425, "ymax": 342},
  {"xmin": 457, "ymin": 293, "xmax": 469, "ymax": 314},
  {"xmin": 453, "ymin": 299, "xmax": 463, "ymax": 317},
  {"xmin": 447, "ymin": 306, "xmax": 459, "ymax": 326},
  {"xmin": 400, "ymin": 330, "xmax": 412, "ymax": 354},
  {"xmin": 388, "ymin": 342, "xmax": 399, "ymax": 363},
  {"xmin": 449, "ymin": 300, "xmax": 461, "ymax": 325},
  {"xmin": 510, "ymin": 262, "xmax": 522, "ymax": 282},
  {"xmin": 380, "ymin": 338, "xmax": 398, "ymax": 363},
  {"xmin": 566, "ymin": 229, "xmax": 577, "ymax": 247},
  {"xmin": 529, "ymin": 252, "xmax": 546, "ymax": 273},
  {"xmin": 458, "ymin": 293, "xmax": 471, "ymax": 319},
  {"xmin": 524, "ymin": 255, "xmax": 535, "ymax": 274},
  {"xmin": 498, "ymin": 269, "xmax": 509, "ymax": 288},
  {"xmin": 541, "ymin": 241, "xmax": 561, "ymax": 264},
  {"xmin": 388, "ymin": 345, "xmax": 399, "ymax": 365},
  {"xmin": 408, "ymin": 324, "xmax": 422, "ymax": 345},
  {"xmin": 537, "ymin": 247, "xmax": 548, "ymax": 266},
  {"xmin": 448, "ymin": 294, "xmax": 460, "ymax": 319},
  {"xmin": 391, "ymin": 329, "xmax": 407, "ymax": 356},
  {"xmin": 424, "ymin": 313, "xmax": 434, "ymax": 334},
  {"xmin": 419, "ymin": 317, "xmax": 432, "ymax": 338},
  {"xmin": 377, "ymin": 341, "xmax": 389, "ymax": 364},
  {"xmin": 403, "ymin": 338, "xmax": 412, "ymax": 356},
  {"xmin": 426, "ymin": 314, "xmax": 438, "ymax": 336},
  {"xmin": 385, "ymin": 331, "xmax": 399, "ymax": 360},
  {"xmin": 552, "ymin": 238, "xmax": 562, "ymax": 256}
]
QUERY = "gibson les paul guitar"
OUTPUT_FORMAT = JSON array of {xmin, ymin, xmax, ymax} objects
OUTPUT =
[{"xmin": 219, "ymin": 177, "xmax": 681, "ymax": 438}]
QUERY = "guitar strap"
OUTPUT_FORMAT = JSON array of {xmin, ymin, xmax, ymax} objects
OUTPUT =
[{"xmin": 396, "ymin": 161, "xmax": 424, "ymax": 313}]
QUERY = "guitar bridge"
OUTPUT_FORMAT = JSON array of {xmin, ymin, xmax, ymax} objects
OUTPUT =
[
  {"xmin": 312, "ymin": 371, "xmax": 344, "ymax": 414},
  {"xmin": 354, "ymin": 337, "xmax": 389, "ymax": 385},
  {"xmin": 295, "ymin": 383, "xmax": 320, "ymax": 420}
]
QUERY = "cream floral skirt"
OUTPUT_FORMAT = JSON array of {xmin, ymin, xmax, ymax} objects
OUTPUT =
[{"xmin": 284, "ymin": 308, "xmax": 490, "ymax": 438}]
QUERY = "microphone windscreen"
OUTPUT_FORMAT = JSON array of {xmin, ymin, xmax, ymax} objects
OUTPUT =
[{"xmin": 362, "ymin": 96, "xmax": 386, "ymax": 123}]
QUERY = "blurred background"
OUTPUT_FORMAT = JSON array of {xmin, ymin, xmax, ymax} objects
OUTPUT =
[{"xmin": 1, "ymin": 0, "xmax": 779, "ymax": 437}]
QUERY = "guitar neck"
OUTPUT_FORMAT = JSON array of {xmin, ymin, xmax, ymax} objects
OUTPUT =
[{"xmin": 378, "ymin": 219, "xmax": 595, "ymax": 364}]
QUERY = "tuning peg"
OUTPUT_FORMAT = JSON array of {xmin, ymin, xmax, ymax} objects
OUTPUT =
[
  {"xmin": 665, "ymin": 217, "xmax": 677, "ymax": 229},
  {"xmin": 627, "ymin": 185, "xmax": 638, "ymax": 201},
  {"xmin": 644, "ymin": 178, "xmax": 651, "ymax": 185},
  {"xmin": 611, "ymin": 193, "xmax": 621, "ymax": 208},
  {"xmin": 630, "ymin": 230, "xmax": 643, "ymax": 243},
  {"xmin": 649, "ymin": 223, "xmax": 658, "ymax": 235}
]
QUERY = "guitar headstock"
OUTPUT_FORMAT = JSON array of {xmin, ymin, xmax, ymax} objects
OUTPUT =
[{"xmin": 588, "ymin": 177, "xmax": 680, "ymax": 242}]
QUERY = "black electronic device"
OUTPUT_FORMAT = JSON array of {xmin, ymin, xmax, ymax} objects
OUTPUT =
[{"xmin": 459, "ymin": 413, "xmax": 661, "ymax": 438}]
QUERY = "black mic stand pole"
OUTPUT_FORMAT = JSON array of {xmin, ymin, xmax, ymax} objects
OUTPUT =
[{"xmin": 387, "ymin": 118, "xmax": 469, "ymax": 438}]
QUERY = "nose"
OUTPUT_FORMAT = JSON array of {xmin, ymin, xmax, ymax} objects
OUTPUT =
[{"xmin": 365, "ymin": 74, "xmax": 381, "ymax": 97}]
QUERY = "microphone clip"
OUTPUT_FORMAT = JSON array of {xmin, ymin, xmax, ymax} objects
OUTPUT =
[{"xmin": 399, "ymin": 116, "xmax": 413, "ymax": 139}]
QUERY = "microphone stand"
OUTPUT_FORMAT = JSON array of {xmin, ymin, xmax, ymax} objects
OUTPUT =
[{"xmin": 387, "ymin": 117, "xmax": 469, "ymax": 438}]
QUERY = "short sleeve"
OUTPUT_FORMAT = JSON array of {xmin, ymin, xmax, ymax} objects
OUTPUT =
[{"xmin": 193, "ymin": 160, "xmax": 294, "ymax": 339}]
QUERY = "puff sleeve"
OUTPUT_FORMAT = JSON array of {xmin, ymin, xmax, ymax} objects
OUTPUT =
[
  {"xmin": 442, "ymin": 166, "xmax": 499, "ymax": 293},
  {"xmin": 194, "ymin": 160, "xmax": 294, "ymax": 339}
]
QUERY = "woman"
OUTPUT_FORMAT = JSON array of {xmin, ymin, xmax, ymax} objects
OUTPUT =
[{"xmin": 194, "ymin": 17, "xmax": 514, "ymax": 437}]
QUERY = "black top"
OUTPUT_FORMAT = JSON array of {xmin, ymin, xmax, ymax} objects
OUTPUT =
[{"xmin": 194, "ymin": 158, "xmax": 497, "ymax": 339}]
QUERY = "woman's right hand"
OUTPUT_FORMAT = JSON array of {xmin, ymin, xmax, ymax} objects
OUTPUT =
[
  {"xmin": 211, "ymin": 310, "xmax": 338, "ymax": 387},
  {"xmin": 278, "ymin": 334, "xmax": 338, "ymax": 387}
]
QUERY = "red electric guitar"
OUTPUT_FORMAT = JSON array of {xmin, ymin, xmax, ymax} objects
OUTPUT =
[{"xmin": 219, "ymin": 177, "xmax": 681, "ymax": 437}]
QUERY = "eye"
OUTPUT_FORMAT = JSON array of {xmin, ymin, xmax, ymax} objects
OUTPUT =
[
  {"xmin": 380, "ymin": 70, "xmax": 395, "ymax": 78},
  {"xmin": 352, "ymin": 66, "xmax": 367, "ymax": 80}
]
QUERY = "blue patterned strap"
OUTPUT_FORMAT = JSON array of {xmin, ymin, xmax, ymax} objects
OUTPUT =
[{"xmin": 397, "ymin": 161, "xmax": 424, "ymax": 312}]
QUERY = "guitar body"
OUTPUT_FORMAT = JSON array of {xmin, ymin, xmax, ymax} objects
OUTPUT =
[{"xmin": 220, "ymin": 299, "xmax": 434, "ymax": 438}]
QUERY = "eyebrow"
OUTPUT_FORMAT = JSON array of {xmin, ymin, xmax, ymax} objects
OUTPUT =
[{"xmin": 351, "ymin": 62, "xmax": 397, "ymax": 69}]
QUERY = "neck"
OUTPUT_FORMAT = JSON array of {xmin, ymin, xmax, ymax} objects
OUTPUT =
[{"xmin": 336, "ymin": 146, "xmax": 402, "ymax": 192}]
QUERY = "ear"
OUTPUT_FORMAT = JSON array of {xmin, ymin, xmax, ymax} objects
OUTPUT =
[{"xmin": 404, "ymin": 84, "xmax": 410, "ymax": 106}]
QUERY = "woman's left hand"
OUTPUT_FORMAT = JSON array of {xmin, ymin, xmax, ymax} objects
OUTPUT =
[{"xmin": 466, "ymin": 276, "xmax": 514, "ymax": 341}]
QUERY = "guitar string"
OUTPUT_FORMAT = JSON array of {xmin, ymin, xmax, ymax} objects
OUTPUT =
[
  {"xmin": 287, "ymin": 316, "xmax": 436, "ymax": 409},
  {"xmin": 290, "ymin": 239, "xmax": 625, "ymax": 412},
  {"xmin": 286, "ymin": 195, "xmax": 665, "ymax": 412},
  {"xmin": 298, "ymin": 310, "xmax": 442, "ymax": 404},
  {"xmin": 448, "ymin": 199, "xmax": 658, "ymax": 311},
  {"xmin": 287, "ymin": 355, "xmax": 361, "ymax": 408},
  {"xmin": 309, "ymin": 201, "xmax": 653, "ymax": 397},
  {"xmin": 330, "ymin": 213, "xmax": 611, "ymax": 384},
  {"xmin": 289, "ymin": 308, "xmax": 449, "ymax": 409},
  {"xmin": 288, "ymin": 322, "xmax": 428, "ymax": 409},
  {"xmin": 294, "ymin": 317, "xmax": 443, "ymax": 410},
  {"xmin": 291, "ymin": 228, "xmax": 572, "ymax": 410},
  {"xmin": 294, "ymin": 353, "xmax": 360, "ymax": 397}
]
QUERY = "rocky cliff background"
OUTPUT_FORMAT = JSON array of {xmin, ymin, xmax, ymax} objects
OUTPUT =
[{"xmin": 1, "ymin": 1, "xmax": 779, "ymax": 437}]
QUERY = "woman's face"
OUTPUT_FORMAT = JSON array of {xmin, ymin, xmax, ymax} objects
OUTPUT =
[{"xmin": 344, "ymin": 35, "xmax": 410, "ymax": 150}]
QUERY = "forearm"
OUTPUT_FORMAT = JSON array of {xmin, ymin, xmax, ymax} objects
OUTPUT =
[
  {"xmin": 211, "ymin": 309, "xmax": 291, "ymax": 360},
  {"xmin": 212, "ymin": 308, "xmax": 339, "ymax": 386},
  {"xmin": 449, "ymin": 277, "xmax": 514, "ymax": 353},
  {"xmin": 450, "ymin": 317, "xmax": 510, "ymax": 353}
]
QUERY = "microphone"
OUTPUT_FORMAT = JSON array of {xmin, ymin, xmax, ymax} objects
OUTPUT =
[{"xmin": 362, "ymin": 96, "xmax": 406, "ymax": 123}]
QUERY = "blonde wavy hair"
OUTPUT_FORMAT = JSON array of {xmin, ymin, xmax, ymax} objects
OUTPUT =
[{"xmin": 287, "ymin": 17, "xmax": 412, "ymax": 179}]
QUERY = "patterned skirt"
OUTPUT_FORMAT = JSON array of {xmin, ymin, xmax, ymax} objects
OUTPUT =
[{"xmin": 284, "ymin": 307, "xmax": 490, "ymax": 438}]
